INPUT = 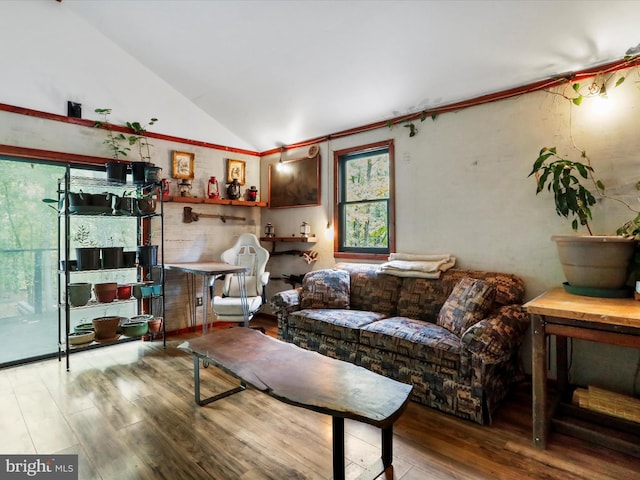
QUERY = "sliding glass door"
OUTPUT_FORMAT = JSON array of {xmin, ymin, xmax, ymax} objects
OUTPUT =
[{"xmin": 0, "ymin": 157, "xmax": 64, "ymax": 366}]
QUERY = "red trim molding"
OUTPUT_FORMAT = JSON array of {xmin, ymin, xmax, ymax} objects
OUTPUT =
[
  {"xmin": 0, "ymin": 143, "xmax": 109, "ymax": 166},
  {"xmin": 2, "ymin": 56, "xmax": 638, "ymax": 159},
  {"xmin": 0, "ymin": 103, "xmax": 259, "ymax": 157}
]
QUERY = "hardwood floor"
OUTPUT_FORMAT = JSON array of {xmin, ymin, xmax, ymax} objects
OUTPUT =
[{"xmin": 1, "ymin": 317, "xmax": 638, "ymax": 479}]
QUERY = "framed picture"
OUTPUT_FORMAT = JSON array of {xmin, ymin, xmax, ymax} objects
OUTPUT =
[
  {"xmin": 172, "ymin": 151, "xmax": 195, "ymax": 179},
  {"xmin": 268, "ymin": 154, "xmax": 321, "ymax": 208},
  {"xmin": 227, "ymin": 159, "xmax": 246, "ymax": 185}
]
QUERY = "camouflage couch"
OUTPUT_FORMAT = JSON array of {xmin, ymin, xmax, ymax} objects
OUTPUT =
[{"xmin": 271, "ymin": 262, "xmax": 528, "ymax": 424}]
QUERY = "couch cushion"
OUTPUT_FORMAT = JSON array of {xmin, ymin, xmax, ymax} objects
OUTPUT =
[
  {"xmin": 334, "ymin": 262, "xmax": 402, "ymax": 316},
  {"xmin": 359, "ymin": 317, "xmax": 461, "ymax": 362},
  {"xmin": 437, "ymin": 277, "xmax": 496, "ymax": 337},
  {"xmin": 300, "ymin": 269, "xmax": 350, "ymax": 309},
  {"xmin": 461, "ymin": 305, "xmax": 529, "ymax": 363},
  {"xmin": 289, "ymin": 309, "xmax": 386, "ymax": 342}
]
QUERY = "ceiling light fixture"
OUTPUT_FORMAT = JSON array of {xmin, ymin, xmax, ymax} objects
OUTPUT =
[{"xmin": 277, "ymin": 146, "xmax": 285, "ymax": 172}]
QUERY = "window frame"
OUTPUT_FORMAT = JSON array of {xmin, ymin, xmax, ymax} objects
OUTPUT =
[{"xmin": 333, "ymin": 139, "xmax": 395, "ymax": 260}]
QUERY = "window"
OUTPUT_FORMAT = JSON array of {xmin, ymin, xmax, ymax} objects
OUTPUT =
[{"xmin": 334, "ymin": 140, "xmax": 395, "ymax": 258}]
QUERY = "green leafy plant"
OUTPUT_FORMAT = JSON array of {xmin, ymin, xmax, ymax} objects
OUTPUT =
[
  {"xmin": 72, "ymin": 224, "xmax": 98, "ymax": 247},
  {"xmin": 125, "ymin": 117, "xmax": 158, "ymax": 162},
  {"xmin": 529, "ymin": 147, "xmax": 640, "ymax": 238},
  {"xmin": 94, "ymin": 108, "xmax": 130, "ymax": 160},
  {"xmin": 529, "ymin": 147, "xmax": 603, "ymax": 234}
]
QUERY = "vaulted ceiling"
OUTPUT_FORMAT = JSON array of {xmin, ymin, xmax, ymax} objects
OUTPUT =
[{"xmin": 64, "ymin": 0, "xmax": 640, "ymax": 151}]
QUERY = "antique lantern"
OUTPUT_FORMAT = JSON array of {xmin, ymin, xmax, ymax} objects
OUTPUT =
[
  {"xmin": 178, "ymin": 179, "xmax": 192, "ymax": 197},
  {"xmin": 265, "ymin": 222, "xmax": 275, "ymax": 238},
  {"xmin": 207, "ymin": 176, "xmax": 220, "ymax": 199},
  {"xmin": 300, "ymin": 221, "xmax": 311, "ymax": 238},
  {"xmin": 247, "ymin": 185, "xmax": 258, "ymax": 201},
  {"xmin": 226, "ymin": 178, "xmax": 241, "ymax": 200}
]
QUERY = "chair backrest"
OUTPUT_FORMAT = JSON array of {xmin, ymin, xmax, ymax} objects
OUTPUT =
[{"xmin": 220, "ymin": 233, "xmax": 269, "ymax": 297}]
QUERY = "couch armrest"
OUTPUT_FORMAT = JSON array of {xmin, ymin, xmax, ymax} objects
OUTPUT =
[
  {"xmin": 270, "ymin": 288, "xmax": 302, "ymax": 341},
  {"xmin": 461, "ymin": 305, "xmax": 529, "ymax": 364}
]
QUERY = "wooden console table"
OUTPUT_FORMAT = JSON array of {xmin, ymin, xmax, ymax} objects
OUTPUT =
[
  {"xmin": 180, "ymin": 328, "xmax": 413, "ymax": 480},
  {"xmin": 524, "ymin": 288, "xmax": 640, "ymax": 455}
]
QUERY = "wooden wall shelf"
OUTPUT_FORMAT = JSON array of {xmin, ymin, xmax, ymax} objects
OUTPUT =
[
  {"xmin": 260, "ymin": 237, "xmax": 318, "ymax": 243},
  {"xmin": 166, "ymin": 196, "xmax": 267, "ymax": 207},
  {"xmin": 260, "ymin": 237, "xmax": 319, "ymax": 263}
]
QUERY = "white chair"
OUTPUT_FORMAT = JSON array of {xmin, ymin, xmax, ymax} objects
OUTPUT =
[{"xmin": 211, "ymin": 233, "xmax": 270, "ymax": 327}]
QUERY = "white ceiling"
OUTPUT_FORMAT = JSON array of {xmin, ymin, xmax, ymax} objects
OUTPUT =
[{"xmin": 63, "ymin": 0, "xmax": 640, "ymax": 152}]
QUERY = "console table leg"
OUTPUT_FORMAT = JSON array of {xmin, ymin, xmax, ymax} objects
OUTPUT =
[
  {"xmin": 332, "ymin": 416, "xmax": 345, "ymax": 480},
  {"xmin": 532, "ymin": 314, "xmax": 548, "ymax": 449},
  {"xmin": 381, "ymin": 425, "xmax": 393, "ymax": 467}
]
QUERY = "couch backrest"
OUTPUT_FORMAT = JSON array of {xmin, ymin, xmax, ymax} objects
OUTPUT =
[
  {"xmin": 334, "ymin": 262, "xmax": 402, "ymax": 316},
  {"xmin": 334, "ymin": 263, "xmax": 525, "ymax": 322},
  {"xmin": 396, "ymin": 269, "xmax": 525, "ymax": 322}
]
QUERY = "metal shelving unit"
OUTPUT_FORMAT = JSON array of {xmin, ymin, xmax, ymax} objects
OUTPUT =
[{"xmin": 56, "ymin": 166, "xmax": 165, "ymax": 370}]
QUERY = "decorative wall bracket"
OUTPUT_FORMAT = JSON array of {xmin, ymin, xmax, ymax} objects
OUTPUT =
[{"xmin": 182, "ymin": 206, "xmax": 245, "ymax": 224}]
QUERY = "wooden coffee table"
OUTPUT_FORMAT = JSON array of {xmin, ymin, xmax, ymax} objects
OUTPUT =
[{"xmin": 180, "ymin": 328, "xmax": 413, "ymax": 480}]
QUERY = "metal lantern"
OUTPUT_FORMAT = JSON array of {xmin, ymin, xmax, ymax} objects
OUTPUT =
[
  {"xmin": 265, "ymin": 222, "xmax": 275, "ymax": 237},
  {"xmin": 178, "ymin": 179, "xmax": 192, "ymax": 197},
  {"xmin": 300, "ymin": 221, "xmax": 311, "ymax": 237},
  {"xmin": 226, "ymin": 178, "xmax": 241, "ymax": 200},
  {"xmin": 207, "ymin": 176, "xmax": 220, "ymax": 199}
]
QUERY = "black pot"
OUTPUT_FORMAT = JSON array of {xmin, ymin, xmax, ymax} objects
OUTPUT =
[
  {"xmin": 101, "ymin": 247, "xmax": 123, "ymax": 269},
  {"xmin": 137, "ymin": 194, "xmax": 157, "ymax": 215},
  {"xmin": 123, "ymin": 250, "xmax": 137, "ymax": 268},
  {"xmin": 131, "ymin": 162, "xmax": 147, "ymax": 185},
  {"xmin": 145, "ymin": 165, "xmax": 162, "ymax": 184},
  {"xmin": 106, "ymin": 162, "xmax": 128, "ymax": 184},
  {"xmin": 68, "ymin": 191, "xmax": 90, "ymax": 213},
  {"xmin": 90, "ymin": 192, "xmax": 117, "ymax": 214},
  {"xmin": 118, "ymin": 197, "xmax": 137, "ymax": 216},
  {"xmin": 137, "ymin": 245, "xmax": 158, "ymax": 268},
  {"xmin": 76, "ymin": 247, "xmax": 101, "ymax": 271}
]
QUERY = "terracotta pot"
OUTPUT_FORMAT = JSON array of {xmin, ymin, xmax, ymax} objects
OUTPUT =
[
  {"xmin": 147, "ymin": 317, "xmax": 163, "ymax": 334},
  {"xmin": 91, "ymin": 316, "xmax": 121, "ymax": 340},
  {"xmin": 116, "ymin": 284, "xmax": 132, "ymax": 300},
  {"xmin": 94, "ymin": 282, "xmax": 117, "ymax": 303}
]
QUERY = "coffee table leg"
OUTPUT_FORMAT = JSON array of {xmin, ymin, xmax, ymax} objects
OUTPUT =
[
  {"xmin": 193, "ymin": 355, "xmax": 246, "ymax": 406},
  {"xmin": 332, "ymin": 417, "xmax": 345, "ymax": 480}
]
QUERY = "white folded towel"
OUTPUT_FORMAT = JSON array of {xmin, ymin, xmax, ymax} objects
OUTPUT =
[{"xmin": 378, "ymin": 254, "xmax": 456, "ymax": 279}]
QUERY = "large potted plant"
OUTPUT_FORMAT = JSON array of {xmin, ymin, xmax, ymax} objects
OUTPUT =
[{"xmin": 529, "ymin": 146, "xmax": 639, "ymax": 292}]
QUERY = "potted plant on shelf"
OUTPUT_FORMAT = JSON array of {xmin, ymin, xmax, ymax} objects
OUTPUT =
[
  {"xmin": 529, "ymin": 146, "xmax": 639, "ymax": 293},
  {"xmin": 73, "ymin": 224, "xmax": 101, "ymax": 271},
  {"xmin": 94, "ymin": 108, "xmax": 130, "ymax": 184},
  {"xmin": 124, "ymin": 116, "xmax": 159, "ymax": 185}
]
